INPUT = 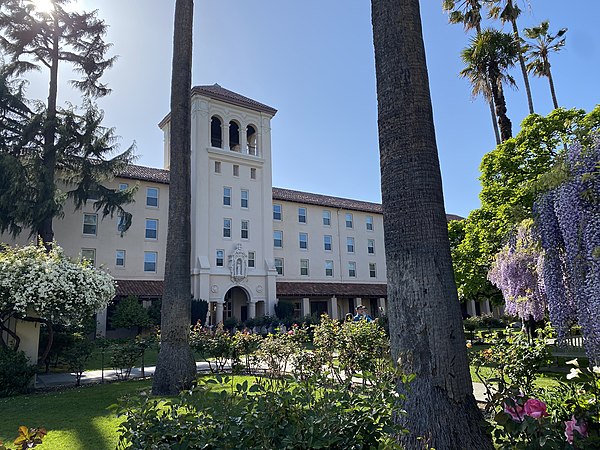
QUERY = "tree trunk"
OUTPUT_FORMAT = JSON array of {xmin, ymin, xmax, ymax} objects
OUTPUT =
[
  {"xmin": 152, "ymin": 0, "xmax": 196, "ymax": 396},
  {"xmin": 489, "ymin": 67, "xmax": 512, "ymax": 142},
  {"xmin": 38, "ymin": 12, "xmax": 60, "ymax": 248},
  {"xmin": 511, "ymin": 18, "xmax": 534, "ymax": 114},
  {"xmin": 547, "ymin": 67, "xmax": 559, "ymax": 110},
  {"xmin": 370, "ymin": 1, "xmax": 493, "ymax": 449},
  {"xmin": 488, "ymin": 94, "xmax": 501, "ymax": 146}
]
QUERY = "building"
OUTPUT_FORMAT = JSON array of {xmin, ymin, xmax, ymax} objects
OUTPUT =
[{"xmin": 1, "ymin": 84, "xmax": 493, "ymax": 339}]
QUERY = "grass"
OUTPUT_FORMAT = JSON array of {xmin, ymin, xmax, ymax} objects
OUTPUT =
[
  {"xmin": 0, "ymin": 379, "xmax": 153, "ymax": 450},
  {"xmin": 0, "ymin": 375, "xmax": 259, "ymax": 450},
  {"xmin": 469, "ymin": 366, "xmax": 565, "ymax": 389}
]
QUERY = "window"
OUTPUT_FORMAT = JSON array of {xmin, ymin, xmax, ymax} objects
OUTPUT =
[
  {"xmin": 250, "ymin": 168, "xmax": 257, "ymax": 179},
  {"xmin": 325, "ymin": 260, "xmax": 334, "ymax": 277},
  {"xmin": 366, "ymin": 216, "xmax": 374, "ymax": 231},
  {"xmin": 146, "ymin": 187, "xmax": 159, "ymax": 207},
  {"xmin": 144, "ymin": 252, "xmax": 157, "ymax": 272},
  {"xmin": 115, "ymin": 250, "xmax": 125, "ymax": 267},
  {"xmin": 345, "ymin": 213, "xmax": 353, "ymax": 228},
  {"xmin": 233, "ymin": 164, "xmax": 239, "ymax": 177},
  {"xmin": 348, "ymin": 261, "xmax": 357, "ymax": 278},
  {"xmin": 247, "ymin": 125, "xmax": 257, "ymax": 155},
  {"xmin": 241, "ymin": 190, "xmax": 249, "ymax": 208},
  {"xmin": 145, "ymin": 219, "xmax": 158, "ymax": 240},
  {"xmin": 211, "ymin": 116, "xmax": 222, "ymax": 148},
  {"xmin": 274, "ymin": 230, "xmax": 283, "ymax": 248},
  {"xmin": 347, "ymin": 237, "xmax": 355, "ymax": 253},
  {"xmin": 299, "ymin": 232, "xmax": 308, "ymax": 249},
  {"xmin": 119, "ymin": 183, "xmax": 128, "ymax": 191},
  {"xmin": 223, "ymin": 187, "xmax": 231, "ymax": 206},
  {"xmin": 369, "ymin": 263, "xmax": 377, "ymax": 278},
  {"xmin": 273, "ymin": 204, "xmax": 282, "ymax": 221},
  {"xmin": 322, "ymin": 210, "xmax": 331, "ymax": 226},
  {"xmin": 117, "ymin": 214, "xmax": 128, "ymax": 234},
  {"xmin": 368, "ymin": 239, "xmax": 375, "ymax": 254},
  {"xmin": 324, "ymin": 235, "xmax": 332, "ymax": 251},
  {"xmin": 216, "ymin": 249, "xmax": 224, "ymax": 267},
  {"xmin": 298, "ymin": 207, "xmax": 307, "ymax": 223},
  {"xmin": 83, "ymin": 214, "xmax": 97, "ymax": 235},
  {"xmin": 300, "ymin": 259, "xmax": 309, "ymax": 276},
  {"xmin": 274, "ymin": 258, "xmax": 284, "ymax": 275},
  {"xmin": 241, "ymin": 220, "xmax": 249, "ymax": 239},
  {"xmin": 214, "ymin": 161, "xmax": 221, "ymax": 173},
  {"xmin": 229, "ymin": 121, "xmax": 240, "ymax": 151},
  {"xmin": 223, "ymin": 218, "xmax": 232, "ymax": 238},
  {"xmin": 81, "ymin": 248, "xmax": 96, "ymax": 266},
  {"xmin": 248, "ymin": 251, "xmax": 255, "ymax": 268}
]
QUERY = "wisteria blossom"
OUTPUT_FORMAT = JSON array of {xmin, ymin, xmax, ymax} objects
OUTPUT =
[
  {"xmin": 488, "ymin": 220, "xmax": 547, "ymax": 322},
  {"xmin": 533, "ymin": 135, "xmax": 600, "ymax": 364},
  {"xmin": 0, "ymin": 244, "xmax": 115, "ymax": 326}
]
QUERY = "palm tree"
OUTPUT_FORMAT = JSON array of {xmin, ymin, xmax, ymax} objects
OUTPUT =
[
  {"xmin": 370, "ymin": 1, "xmax": 493, "ymax": 448},
  {"xmin": 152, "ymin": 0, "xmax": 197, "ymax": 396},
  {"xmin": 486, "ymin": 0, "xmax": 535, "ymax": 114},
  {"xmin": 523, "ymin": 21, "xmax": 566, "ymax": 110},
  {"xmin": 442, "ymin": 0, "xmax": 501, "ymax": 144},
  {"xmin": 461, "ymin": 29, "xmax": 519, "ymax": 142}
]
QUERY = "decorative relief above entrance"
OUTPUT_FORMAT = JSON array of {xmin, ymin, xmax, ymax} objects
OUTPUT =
[{"xmin": 229, "ymin": 243, "xmax": 248, "ymax": 283}]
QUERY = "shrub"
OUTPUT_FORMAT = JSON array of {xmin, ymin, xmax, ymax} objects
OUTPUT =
[
  {"xmin": 62, "ymin": 335, "xmax": 94, "ymax": 386},
  {"xmin": 116, "ymin": 372, "xmax": 406, "ymax": 450},
  {"xmin": 0, "ymin": 347, "xmax": 36, "ymax": 397},
  {"xmin": 110, "ymin": 296, "xmax": 151, "ymax": 334},
  {"xmin": 190, "ymin": 299, "xmax": 208, "ymax": 326},
  {"xmin": 274, "ymin": 300, "xmax": 294, "ymax": 320},
  {"xmin": 110, "ymin": 340, "xmax": 142, "ymax": 381}
]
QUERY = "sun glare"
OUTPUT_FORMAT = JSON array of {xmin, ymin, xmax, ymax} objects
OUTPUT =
[{"xmin": 31, "ymin": 0, "xmax": 55, "ymax": 13}]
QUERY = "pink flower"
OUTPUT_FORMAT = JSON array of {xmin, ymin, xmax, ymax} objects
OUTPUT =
[
  {"xmin": 565, "ymin": 415, "xmax": 588, "ymax": 444},
  {"xmin": 504, "ymin": 401, "xmax": 524, "ymax": 422},
  {"xmin": 287, "ymin": 330, "xmax": 294, "ymax": 335},
  {"xmin": 523, "ymin": 398, "xmax": 549, "ymax": 420}
]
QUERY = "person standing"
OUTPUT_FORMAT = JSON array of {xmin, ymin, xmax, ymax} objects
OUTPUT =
[{"xmin": 353, "ymin": 305, "xmax": 373, "ymax": 322}]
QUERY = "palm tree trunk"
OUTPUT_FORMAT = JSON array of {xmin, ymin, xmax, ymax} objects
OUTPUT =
[
  {"xmin": 152, "ymin": 0, "xmax": 197, "ymax": 396},
  {"xmin": 511, "ymin": 19, "xmax": 534, "ymax": 114},
  {"xmin": 370, "ymin": 1, "xmax": 492, "ymax": 448},
  {"xmin": 489, "ymin": 68, "xmax": 512, "ymax": 142},
  {"xmin": 547, "ymin": 67, "xmax": 559, "ymax": 109},
  {"xmin": 488, "ymin": 94, "xmax": 501, "ymax": 145}
]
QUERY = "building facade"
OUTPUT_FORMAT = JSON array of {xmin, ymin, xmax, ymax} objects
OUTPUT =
[{"xmin": 1, "ymin": 85, "xmax": 493, "ymax": 338}]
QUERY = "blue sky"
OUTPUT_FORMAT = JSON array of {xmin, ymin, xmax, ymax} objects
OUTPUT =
[{"xmin": 23, "ymin": 1, "xmax": 600, "ymax": 217}]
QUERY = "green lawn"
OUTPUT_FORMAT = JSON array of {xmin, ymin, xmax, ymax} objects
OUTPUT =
[
  {"xmin": 0, "ymin": 376, "xmax": 258, "ymax": 450},
  {"xmin": 0, "ymin": 380, "xmax": 152, "ymax": 450}
]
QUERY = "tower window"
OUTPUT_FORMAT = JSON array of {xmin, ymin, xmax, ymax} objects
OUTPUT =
[
  {"xmin": 229, "ymin": 121, "xmax": 240, "ymax": 151},
  {"xmin": 211, "ymin": 116, "xmax": 222, "ymax": 148}
]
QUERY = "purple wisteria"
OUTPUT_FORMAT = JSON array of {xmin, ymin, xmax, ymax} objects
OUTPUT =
[
  {"xmin": 533, "ymin": 136, "xmax": 600, "ymax": 364},
  {"xmin": 488, "ymin": 221, "xmax": 547, "ymax": 322}
]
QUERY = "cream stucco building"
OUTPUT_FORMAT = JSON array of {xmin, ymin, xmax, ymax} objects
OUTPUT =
[{"xmin": 2, "ymin": 85, "xmax": 491, "ymax": 342}]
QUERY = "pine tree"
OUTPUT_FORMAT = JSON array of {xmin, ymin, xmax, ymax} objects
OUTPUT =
[{"xmin": 0, "ymin": 0, "xmax": 135, "ymax": 245}]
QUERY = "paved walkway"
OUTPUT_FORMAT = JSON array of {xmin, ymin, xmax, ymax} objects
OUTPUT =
[{"xmin": 35, "ymin": 364, "xmax": 489, "ymax": 403}]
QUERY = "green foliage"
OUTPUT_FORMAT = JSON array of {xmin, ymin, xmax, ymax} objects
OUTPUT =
[
  {"xmin": 190, "ymin": 324, "xmax": 236, "ymax": 373},
  {"xmin": 62, "ymin": 335, "xmax": 94, "ymax": 386},
  {"xmin": 451, "ymin": 106, "xmax": 600, "ymax": 301},
  {"xmin": 190, "ymin": 299, "xmax": 208, "ymax": 326},
  {"xmin": 274, "ymin": 300, "xmax": 295, "ymax": 320},
  {"xmin": 0, "ymin": 347, "xmax": 36, "ymax": 398},
  {"xmin": 116, "ymin": 372, "xmax": 406, "ymax": 450},
  {"xmin": 11, "ymin": 426, "xmax": 46, "ymax": 450},
  {"xmin": 110, "ymin": 296, "xmax": 151, "ymax": 333},
  {"xmin": 471, "ymin": 328, "xmax": 552, "ymax": 398},
  {"xmin": 110, "ymin": 340, "xmax": 143, "ymax": 381}
]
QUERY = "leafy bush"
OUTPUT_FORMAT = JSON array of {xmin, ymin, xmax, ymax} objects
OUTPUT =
[
  {"xmin": 116, "ymin": 372, "xmax": 406, "ymax": 450},
  {"xmin": 62, "ymin": 335, "xmax": 94, "ymax": 386},
  {"xmin": 190, "ymin": 324, "xmax": 236, "ymax": 373},
  {"xmin": 110, "ymin": 296, "xmax": 151, "ymax": 334},
  {"xmin": 190, "ymin": 299, "xmax": 208, "ymax": 326},
  {"xmin": 1, "ymin": 426, "xmax": 47, "ymax": 450},
  {"xmin": 0, "ymin": 347, "xmax": 36, "ymax": 397},
  {"xmin": 110, "ymin": 340, "xmax": 143, "ymax": 381},
  {"xmin": 274, "ymin": 300, "xmax": 295, "ymax": 320}
]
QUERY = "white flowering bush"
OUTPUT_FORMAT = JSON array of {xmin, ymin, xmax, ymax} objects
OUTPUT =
[{"xmin": 0, "ymin": 244, "xmax": 115, "ymax": 326}]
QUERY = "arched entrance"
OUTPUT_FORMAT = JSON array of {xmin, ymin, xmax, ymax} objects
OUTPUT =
[{"xmin": 224, "ymin": 286, "xmax": 250, "ymax": 322}]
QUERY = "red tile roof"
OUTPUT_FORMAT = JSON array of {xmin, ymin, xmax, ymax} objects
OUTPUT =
[
  {"xmin": 115, "ymin": 280, "xmax": 164, "ymax": 297},
  {"xmin": 158, "ymin": 84, "xmax": 277, "ymax": 127},
  {"xmin": 273, "ymin": 187, "xmax": 382, "ymax": 214},
  {"xmin": 276, "ymin": 282, "xmax": 387, "ymax": 298},
  {"xmin": 118, "ymin": 164, "xmax": 170, "ymax": 185},
  {"xmin": 115, "ymin": 165, "xmax": 463, "ymax": 221}
]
